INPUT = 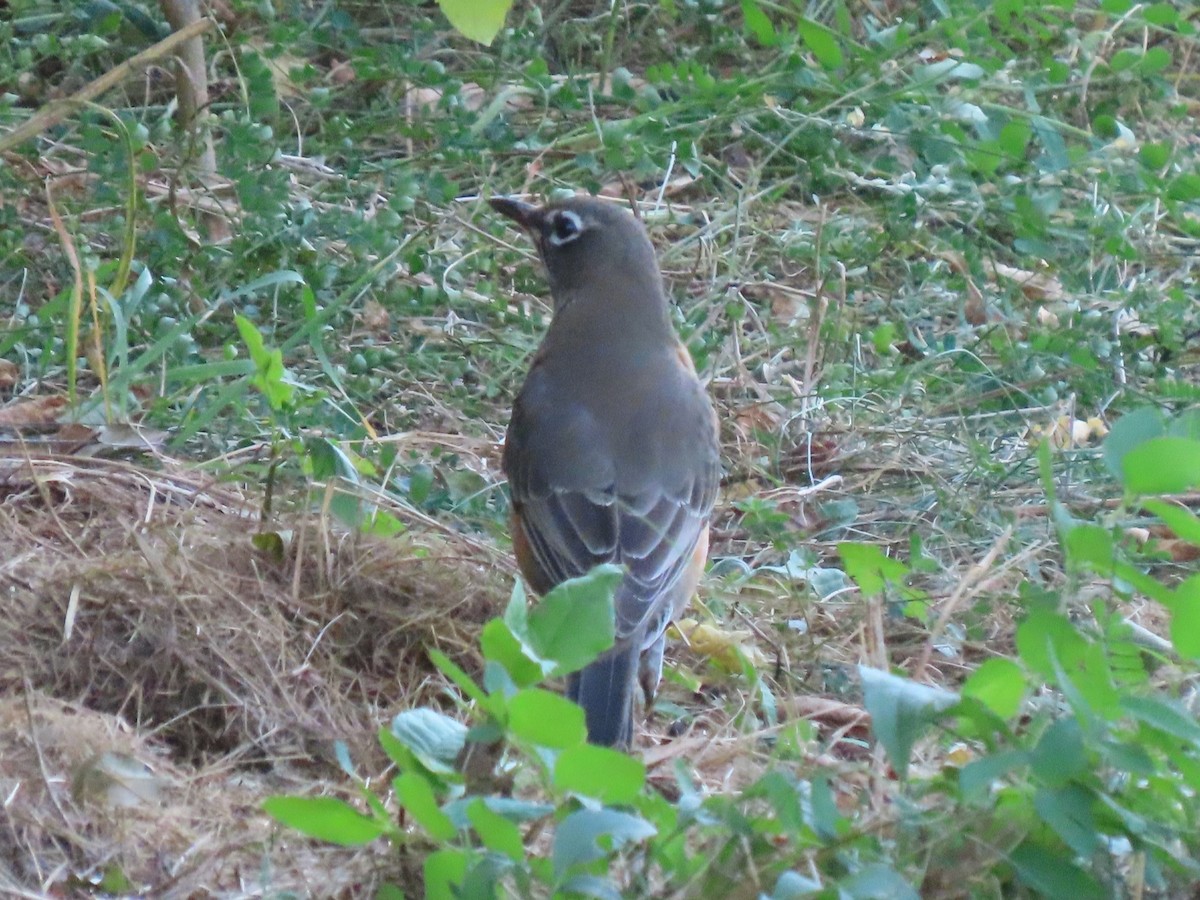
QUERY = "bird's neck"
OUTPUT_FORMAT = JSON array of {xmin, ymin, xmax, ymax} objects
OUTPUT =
[{"xmin": 551, "ymin": 290, "xmax": 675, "ymax": 353}]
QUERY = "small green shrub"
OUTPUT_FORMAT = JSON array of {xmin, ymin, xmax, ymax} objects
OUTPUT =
[{"xmin": 266, "ymin": 410, "xmax": 1200, "ymax": 898}]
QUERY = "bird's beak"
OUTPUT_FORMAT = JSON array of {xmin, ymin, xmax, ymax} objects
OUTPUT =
[{"xmin": 490, "ymin": 196, "xmax": 543, "ymax": 232}]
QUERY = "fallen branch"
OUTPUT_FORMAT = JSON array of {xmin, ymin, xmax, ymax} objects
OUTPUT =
[{"xmin": 0, "ymin": 17, "xmax": 213, "ymax": 154}]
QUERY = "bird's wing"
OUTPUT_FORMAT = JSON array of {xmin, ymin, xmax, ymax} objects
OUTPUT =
[
  {"xmin": 506, "ymin": 360, "xmax": 720, "ymax": 641},
  {"xmin": 610, "ymin": 488, "xmax": 710, "ymax": 642}
]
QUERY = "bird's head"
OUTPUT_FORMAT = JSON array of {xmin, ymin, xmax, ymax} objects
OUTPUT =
[{"xmin": 490, "ymin": 196, "xmax": 663, "ymax": 309}]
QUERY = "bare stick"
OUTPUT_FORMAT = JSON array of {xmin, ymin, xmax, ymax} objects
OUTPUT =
[{"xmin": 0, "ymin": 18, "xmax": 213, "ymax": 154}]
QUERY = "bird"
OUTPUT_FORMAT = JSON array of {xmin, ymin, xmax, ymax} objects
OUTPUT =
[{"xmin": 491, "ymin": 195, "xmax": 721, "ymax": 747}]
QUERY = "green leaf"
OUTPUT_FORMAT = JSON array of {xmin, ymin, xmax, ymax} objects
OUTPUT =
[
  {"xmin": 959, "ymin": 749, "xmax": 1029, "ymax": 800},
  {"xmin": 741, "ymin": 0, "xmax": 777, "ymax": 46},
  {"xmin": 808, "ymin": 566, "xmax": 852, "ymax": 598},
  {"xmin": 559, "ymin": 875, "xmax": 622, "ymax": 898},
  {"xmin": 1122, "ymin": 437, "xmax": 1200, "ymax": 493},
  {"xmin": 363, "ymin": 509, "xmax": 405, "ymax": 537},
  {"xmin": 429, "ymin": 648, "xmax": 489, "ymax": 706},
  {"xmin": 859, "ymin": 667, "xmax": 957, "ymax": 779},
  {"xmin": 997, "ymin": 120, "xmax": 1032, "ymax": 160},
  {"xmin": 96, "ymin": 863, "xmax": 133, "ymax": 895},
  {"xmin": 234, "ymin": 312, "xmax": 266, "ymax": 359},
  {"xmin": 1169, "ymin": 409, "xmax": 1200, "ymax": 440},
  {"xmin": 1029, "ymin": 719, "xmax": 1087, "ymax": 787},
  {"xmin": 467, "ymin": 798, "xmax": 525, "ymax": 861},
  {"xmin": 1015, "ymin": 609, "xmax": 1086, "ymax": 678},
  {"xmin": 483, "ymin": 659, "xmax": 518, "ymax": 696},
  {"xmin": 1111, "ymin": 558, "xmax": 1171, "ymax": 604},
  {"xmin": 235, "ymin": 314, "xmax": 295, "ymax": 410},
  {"xmin": 1093, "ymin": 114, "xmax": 1119, "ymax": 140},
  {"xmin": 1045, "ymin": 637, "xmax": 1120, "ymax": 721},
  {"xmin": 552, "ymin": 808, "xmax": 656, "ymax": 878},
  {"xmin": 504, "ymin": 577, "xmax": 530, "ymax": 633},
  {"xmin": 1100, "ymin": 738, "xmax": 1155, "ymax": 775},
  {"xmin": 797, "ymin": 18, "xmax": 844, "ymax": 68},
  {"xmin": 389, "ymin": 708, "xmax": 468, "ymax": 776},
  {"xmin": 1169, "ymin": 575, "xmax": 1200, "ymax": 659},
  {"xmin": 443, "ymin": 795, "xmax": 555, "ymax": 829},
  {"xmin": 871, "ymin": 322, "xmax": 897, "ymax": 355},
  {"xmin": 1143, "ymin": 499, "xmax": 1200, "ymax": 546},
  {"xmin": 839, "ymin": 863, "xmax": 919, "ymax": 900},
  {"xmin": 1103, "ymin": 407, "xmax": 1165, "ymax": 477},
  {"xmin": 239, "ymin": 50, "xmax": 279, "ymax": 122},
  {"xmin": 809, "ymin": 776, "xmax": 841, "ymax": 841},
  {"xmin": 554, "ymin": 744, "xmax": 646, "ymax": 803},
  {"xmin": 394, "ymin": 771, "xmax": 456, "ymax": 841},
  {"xmin": 527, "ymin": 565, "xmax": 622, "ymax": 675},
  {"xmin": 1140, "ymin": 46, "xmax": 1172, "ymax": 74},
  {"xmin": 262, "ymin": 796, "xmax": 385, "ymax": 846},
  {"xmin": 378, "ymin": 727, "xmax": 421, "ymax": 774},
  {"xmin": 1139, "ymin": 141, "xmax": 1171, "ymax": 169},
  {"xmin": 1120, "ymin": 696, "xmax": 1200, "ymax": 745},
  {"xmin": 332, "ymin": 740, "xmax": 357, "ymax": 779},
  {"xmin": 252, "ymin": 352, "xmax": 292, "ymax": 410},
  {"xmin": 770, "ymin": 871, "xmax": 823, "ymax": 898},
  {"xmin": 437, "ymin": 0, "xmax": 512, "ymax": 45},
  {"xmin": 961, "ymin": 658, "xmax": 1026, "ymax": 719},
  {"xmin": 1064, "ymin": 523, "xmax": 1114, "ymax": 569},
  {"xmin": 1167, "ymin": 174, "xmax": 1200, "ymax": 201},
  {"xmin": 304, "ymin": 437, "xmax": 360, "ymax": 481},
  {"xmin": 480, "ymin": 618, "xmax": 545, "ymax": 686},
  {"xmin": 425, "ymin": 848, "xmax": 469, "ymax": 900},
  {"xmin": 1031, "ymin": 116, "xmax": 1070, "ymax": 171},
  {"xmin": 1144, "ymin": 2, "xmax": 1179, "ymax": 24},
  {"xmin": 1008, "ymin": 840, "xmax": 1106, "ymax": 899},
  {"xmin": 838, "ymin": 543, "xmax": 909, "ymax": 597},
  {"xmin": 1034, "ymin": 784, "xmax": 1102, "ymax": 857},
  {"xmin": 754, "ymin": 770, "xmax": 804, "ymax": 832},
  {"xmin": 507, "ymin": 688, "xmax": 587, "ymax": 749},
  {"xmin": 251, "ymin": 530, "xmax": 285, "ymax": 561},
  {"xmin": 1111, "ymin": 48, "xmax": 1142, "ymax": 72}
]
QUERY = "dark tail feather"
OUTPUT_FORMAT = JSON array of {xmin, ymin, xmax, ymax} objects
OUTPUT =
[{"xmin": 566, "ymin": 646, "xmax": 638, "ymax": 747}]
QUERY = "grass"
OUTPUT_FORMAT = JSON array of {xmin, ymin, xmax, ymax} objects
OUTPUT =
[{"xmin": 1, "ymin": 0, "xmax": 1199, "ymax": 896}]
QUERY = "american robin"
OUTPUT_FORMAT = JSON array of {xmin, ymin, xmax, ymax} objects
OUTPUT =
[{"xmin": 491, "ymin": 195, "xmax": 721, "ymax": 747}]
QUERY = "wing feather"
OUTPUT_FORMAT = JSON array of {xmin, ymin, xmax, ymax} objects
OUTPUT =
[{"xmin": 506, "ymin": 353, "xmax": 720, "ymax": 644}]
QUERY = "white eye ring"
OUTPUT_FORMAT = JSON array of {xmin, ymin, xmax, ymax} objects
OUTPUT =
[{"xmin": 547, "ymin": 210, "xmax": 584, "ymax": 246}]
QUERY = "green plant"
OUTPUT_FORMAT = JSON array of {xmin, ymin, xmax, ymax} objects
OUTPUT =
[
  {"xmin": 265, "ymin": 410, "xmax": 1200, "ymax": 898},
  {"xmin": 5, "ymin": 0, "xmax": 1200, "ymax": 894}
]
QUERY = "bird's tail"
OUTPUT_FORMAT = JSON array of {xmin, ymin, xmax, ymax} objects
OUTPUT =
[{"xmin": 567, "ymin": 645, "xmax": 639, "ymax": 747}]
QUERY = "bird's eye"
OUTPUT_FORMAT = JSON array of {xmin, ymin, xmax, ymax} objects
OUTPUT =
[{"xmin": 547, "ymin": 210, "xmax": 583, "ymax": 247}]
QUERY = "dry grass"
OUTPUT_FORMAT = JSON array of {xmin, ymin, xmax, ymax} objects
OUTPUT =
[
  {"xmin": 0, "ymin": 453, "xmax": 505, "ymax": 895},
  {"xmin": 0, "ymin": 174, "xmax": 1126, "ymax": 897},
  {"xmin": 5, "ymin": 4, "xmax": 1196, "ymax": 893},
  {"xmin": 0, "ymin": 439, "xmax": 1023, "ymax": 895}
]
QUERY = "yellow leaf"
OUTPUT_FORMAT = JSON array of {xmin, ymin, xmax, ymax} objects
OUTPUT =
[
  {"xmin": 672, "ymin": 618, "xmax": 769, "ymax": 672},
  {"xmin": 438, "ymin": 0, "xmax": 513, "ymax": 46}
]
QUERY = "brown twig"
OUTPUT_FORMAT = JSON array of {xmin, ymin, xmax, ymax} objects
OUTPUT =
[
  {"xmin": 0, "ymin": 18, "xmax": 213, "ymax": 154},
  {"xmin": 160, "ymin": 0, "xmax": 231, "ymax": 243}
]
